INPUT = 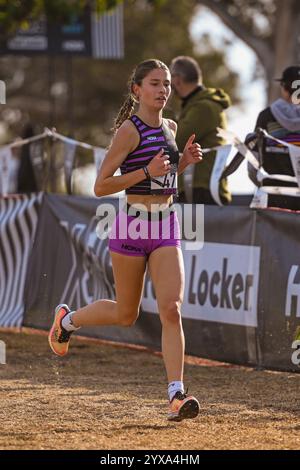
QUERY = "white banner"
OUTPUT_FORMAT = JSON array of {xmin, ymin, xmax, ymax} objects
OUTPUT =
[
  {"xmin": 93, "ymin": 147, "xmax": 106, "ymax": 175},
  {"xmin": 250, "ymin": 187, "xmax": 268, "ymax": 209},
  {"xmin": 143, "ymin": 241, "xmax": 261, "ymax": 327},
  {"xmin": 219, "ymin": 127, "xmax": 300, "ymax": 202},
  {"xmin": 288, "ymin": 145, "xmax": 300, "ymax": 188},
  {"xmin": 183, "ymin": 164, "xmax": 194, "ymax": 203},
  {"xmin": 259, "ymin": 129, "xmax": 300, "ymax": 188},
  {"xmin": 210, "ymin": 144, "xmax": 233, "ymax": 206},
  {"xmin": 260, "ymin": 186, "xmax": 300, "ymax": 197},
  {"xmin": 64, "ymin": 140, "xmax": 77, "ymax": 194},
  {"xmin": 0, "ymin": 146, "xmax": 13, "ymax": 196},
  {"xmin": 217, "ymin": 128, "xmax": 260, "ymax": 170},
  {"xmin": 4, "ymin": 125, "xmax": 299, "ymax": 200}
]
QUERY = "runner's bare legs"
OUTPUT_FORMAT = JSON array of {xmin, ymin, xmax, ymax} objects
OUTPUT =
[{"xmin": 71, "ymin": 252, "xmax": 147, "ymax": 327}]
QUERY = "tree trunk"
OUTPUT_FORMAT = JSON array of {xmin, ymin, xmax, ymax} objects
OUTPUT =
[
  {"xmin": 268, "ymin": 0, "xmax": 300, "ymax": 102},
  {"xmin": 198, "ymin": 0, "xmax": 300, "ymax": 104}
]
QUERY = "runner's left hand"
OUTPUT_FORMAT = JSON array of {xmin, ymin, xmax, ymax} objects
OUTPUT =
[{"xmin": 183, "ymin": 134, "xmax": 203, "ymax": 165}]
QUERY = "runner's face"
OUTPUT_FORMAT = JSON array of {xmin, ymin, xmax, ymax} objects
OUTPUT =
[{"xmin": 135, "ymin": 68, "xmax": 171, "ymax": 110}]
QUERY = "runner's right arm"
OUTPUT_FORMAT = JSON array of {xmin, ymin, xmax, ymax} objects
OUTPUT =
[{"xmin": 94, "ymin": 121, "xmax": 145, "ymax": 197}]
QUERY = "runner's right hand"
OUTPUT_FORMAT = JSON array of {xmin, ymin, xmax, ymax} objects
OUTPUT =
[{"xmin": 146, "ymin": 149, "xmax": 171, "ymax": 177}]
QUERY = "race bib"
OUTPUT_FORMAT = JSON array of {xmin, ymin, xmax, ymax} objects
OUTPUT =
[{"xmin": 150, "ymin": 163, "xmax": 178, "ymax": 194}]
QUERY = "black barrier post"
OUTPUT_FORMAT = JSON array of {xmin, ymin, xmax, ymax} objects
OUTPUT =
[
  {"xmin": 66, "ymin": 55, "xmax": 74, "ymax": 136},
  {"xmin": 48, "ymin": 55, "xmax": 55, "ymax": 129},
  {"xmin": 49, "ymin": 131, "xmax": 57, "ymax": 193},
  {"xmin": 47, "ymin": 56, "xmax": 57, "ymax": 193}
]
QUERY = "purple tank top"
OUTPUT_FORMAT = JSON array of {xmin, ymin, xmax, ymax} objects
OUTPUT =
[{"xmin": 120, "ymin": 115, "xmax": 180, "ymax": 195}]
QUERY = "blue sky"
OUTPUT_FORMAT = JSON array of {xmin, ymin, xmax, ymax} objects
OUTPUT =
[{"xmin": 190, "ymin": 6, "xmax": 267, "ymax": 194}]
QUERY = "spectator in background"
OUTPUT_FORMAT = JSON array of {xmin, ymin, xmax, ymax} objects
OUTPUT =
[
  {"xmin": 248, "ymin": 65, "xmax": 300, "ymax": 210},
  {"xmin": 170, "ymin": 56, "xmax": 232, "ymax": 205}
]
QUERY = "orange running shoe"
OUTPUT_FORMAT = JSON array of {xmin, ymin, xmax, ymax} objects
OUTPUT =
[
  {"xmin": 48, "ymin": 304, "xmax": 74, "ymax": 356},
  {"xmin": 168, "ymin": 391, "xmax": 200, "ymax": 422}
]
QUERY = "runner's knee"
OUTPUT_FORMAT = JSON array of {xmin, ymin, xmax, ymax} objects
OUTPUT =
[
  {"xmin": 118, "ymin": 306, "xmax": 140, "ymax": 327},
  {"xmin": 160, "ymin": 300, "xmax": 182, "ymax": 325}
]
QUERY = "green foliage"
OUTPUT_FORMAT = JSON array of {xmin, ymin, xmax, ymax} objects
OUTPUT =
[
  {"xmin": 0, "ymin": 0, "xmax": 239, "ymax": 151},
  {"xmin": 68, "ymin": 0, "xmax": 238, "ymax": 140},
  {"xmin": 0, "ymin": 0, "xmax": 166, "ymax": 36}
]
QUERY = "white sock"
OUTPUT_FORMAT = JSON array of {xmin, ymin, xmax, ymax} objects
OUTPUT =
[
  {"xmin": 168, "ymin": 381, "xmax": 184, "ymax": 402},
  {"xmin": 61, "ymin": 311, "xmax": 80, "ymax": 332}
]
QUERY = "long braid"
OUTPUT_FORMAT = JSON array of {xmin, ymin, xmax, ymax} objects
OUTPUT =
[
  {"xmin": 112, "ymin": 73, "xmax": 137, "ymax": 133},
  {"xmin": 112, "ymin": 94, "xmax": 135, "ymax": 133}
]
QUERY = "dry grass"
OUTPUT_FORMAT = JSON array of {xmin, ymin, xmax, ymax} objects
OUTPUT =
[{"xmin": 0, "ymin": 329, "xmax": 299, "ymax": 450}]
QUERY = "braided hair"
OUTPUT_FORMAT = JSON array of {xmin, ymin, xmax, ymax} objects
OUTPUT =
[{"xmin": 112, "ymin": 59, "xmax": 169, "ymax": 133}]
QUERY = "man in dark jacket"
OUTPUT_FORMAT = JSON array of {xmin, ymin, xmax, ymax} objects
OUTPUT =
[
  {"xmin": 249, "ymin": 65, "xmax": 300, "ymax": 210},
  {"xmin": 170, "ymin": 56, "xmax": 232, "ymax": 205}
]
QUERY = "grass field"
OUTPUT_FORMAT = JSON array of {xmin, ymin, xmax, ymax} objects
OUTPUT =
[{"xmin": 0, "ymin": 329, "xmax": 299, "ymax": 450}]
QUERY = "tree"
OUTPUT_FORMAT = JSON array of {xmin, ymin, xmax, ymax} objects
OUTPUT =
[
  {"xmin": 0, "ymin": 1, "xmax": 119, "ymax": 37},
  {"xmin": 0, "ymin": 0, "xmax": 239, "ymax": 147},
  {"xmin": 0, "ymin": 1, "xmax": 169, "ymax": 38},
  {"xmin": 195, "ymin": 0, "xmax": 300, "ymax": 101},
  {"xmin": 2, "ymin": 0, "xmax": 299, "ymax": 102}
]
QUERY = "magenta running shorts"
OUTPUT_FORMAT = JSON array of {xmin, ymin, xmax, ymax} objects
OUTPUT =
[{"xmin": 108, "ymin": 203, "xmax": 181, "ymax": 257}]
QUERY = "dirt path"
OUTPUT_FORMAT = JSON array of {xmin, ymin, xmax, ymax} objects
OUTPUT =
[{"xmin": 0, "ymin": 329, "xmax": 299, "ymax": 450}]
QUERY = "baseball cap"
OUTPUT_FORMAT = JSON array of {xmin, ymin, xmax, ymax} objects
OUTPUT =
[{"xmin": 274, "ymin": 65, "xmax": 300, "ymax": 84}]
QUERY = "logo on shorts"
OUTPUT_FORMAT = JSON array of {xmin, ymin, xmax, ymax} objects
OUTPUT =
[
  {"xmin": 121, "ymin": 244, "xmax": 142, "ymax": 252},
  {"xmin": 147, "ymin": 136, "xmax": 157, "ymax": 141}
]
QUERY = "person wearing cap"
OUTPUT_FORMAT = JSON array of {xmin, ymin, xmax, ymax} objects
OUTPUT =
[{"xmin": 248, "ymin": 65, "xmax": 300, "ymax": 210}]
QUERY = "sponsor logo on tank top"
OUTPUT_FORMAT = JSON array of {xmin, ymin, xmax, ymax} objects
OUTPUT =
[{"xmin": 147, "ymin": 136, "xmax": 157, "ymax": 141}]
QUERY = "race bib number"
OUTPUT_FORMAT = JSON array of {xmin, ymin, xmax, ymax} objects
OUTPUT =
[{"xmin": 150, "ymin": 164, "xmax": 178, "ymax": 194}]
